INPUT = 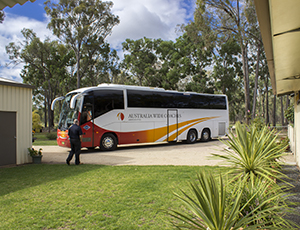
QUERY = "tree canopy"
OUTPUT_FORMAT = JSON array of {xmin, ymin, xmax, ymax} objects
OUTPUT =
[
  {"xmin": 45, "ymin": 0, "xmax": 119, "ymax": 88},
  {"xmin": 5, "ymin": 0, "xmax": 288, "ymax": 127}
]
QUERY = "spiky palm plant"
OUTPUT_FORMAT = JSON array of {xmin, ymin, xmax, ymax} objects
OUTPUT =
[
  {"xmin": 169, "ymin": 171, "xmax": 298, "ymax": 229},
  {"xmin": 214, "ymin": 122, "xmax": 289, "ymax": 184},
  {"xmin": 236, "ymin": 178, "xmax": 296, "ymax": 229}
]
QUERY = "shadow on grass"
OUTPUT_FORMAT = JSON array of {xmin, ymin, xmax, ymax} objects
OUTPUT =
[{"xmin": 0, "ymin": 164, "xmax": 105, "ymax": 196}]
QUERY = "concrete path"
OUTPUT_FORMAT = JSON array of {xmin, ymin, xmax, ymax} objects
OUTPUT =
[{"xmin": 33, "ymin": 138, "xmax": 296, "ymax": 166}]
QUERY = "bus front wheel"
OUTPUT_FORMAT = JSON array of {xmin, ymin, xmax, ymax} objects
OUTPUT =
[
  {"xmin": 186, "ymin": 129, "xmax": 197, "ymax": 144},
  {"xmin": 201, "ymin": 128, "xmax": 211, "ymax": 142},
  {"xmin": 100, "ymin": 133, "xmax": 117, "ymax": 151}
]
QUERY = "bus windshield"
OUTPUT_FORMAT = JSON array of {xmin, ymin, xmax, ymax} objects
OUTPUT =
[{"xmin": 58, "ymin": 93, "xmax": 82, "ymax": 130}]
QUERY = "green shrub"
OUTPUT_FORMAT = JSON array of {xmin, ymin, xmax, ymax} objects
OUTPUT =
[
  {"xmin": 251, "ymin": 116, "xmax": 265, "ymax": 130},
  {"xmin": 169, "ymin": 122, "xmax": 298, "ymax": 229},
  {"xmin": 213, "ymin": 122, "xmax": 289, "ymax": 184},
  {"xmin": 284, "ymin": 104, "xmax": 294, "ymax": 125},
  {"xmin": 278, "ymin": 137, "xmax": 290, "ymax": 151},
  {"xmin": 46, "ymin": 133, "xmax": 57, "ymax": 140},
  {"xmin": 169, "ymin": 171, "xmax": 247, "ymax": 230},
  {"xmin": 32, "ymin": 110, "xmax": 42, "ymax": 132},
  {"xmin": 238, "ymin": 179, "xmax": 294, "ymax": 228},
  {"xmin": 169, "ymin": 172, "xmax": 297, "ymax": 229}
]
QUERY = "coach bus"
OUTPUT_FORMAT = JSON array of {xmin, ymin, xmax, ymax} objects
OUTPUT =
[{"xmin": 51, "ymin": 84, "xmax": 229, "ymax": 150}]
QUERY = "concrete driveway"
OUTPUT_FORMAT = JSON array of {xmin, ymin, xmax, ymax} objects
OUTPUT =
[{"xmin": 33, "ymin": 138, "xmax": 296, "ymax": 166}]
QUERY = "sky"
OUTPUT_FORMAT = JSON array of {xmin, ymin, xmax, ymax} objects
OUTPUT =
[{"xmin": 0, "ymin": 0, "xmax": 196, "ymax": 83}]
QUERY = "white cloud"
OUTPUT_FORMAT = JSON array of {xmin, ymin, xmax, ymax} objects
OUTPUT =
[
  {"xmin": 107, "ymin": 0, "xmax": 192, "ymax": 50},
  {"xmin": 0, "ymin": 0, "xmax": 195, "ymax": 83},
  {"xmin": 0, "ymin": 13, "xmax": 53, "ymax": 82}
]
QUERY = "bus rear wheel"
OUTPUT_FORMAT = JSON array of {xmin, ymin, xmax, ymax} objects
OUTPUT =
[
  {"xmin": 100, "ymin": 133, "xmax": 117, "ymax": 151},
  {"xmin": 201, "ymin": 128, "xmax": 211, "ymax": 142},
  {"xmin": 186, "ymin": 129, "xmax": 197, "ymax": 144}
]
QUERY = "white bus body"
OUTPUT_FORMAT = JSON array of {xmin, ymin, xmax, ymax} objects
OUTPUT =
[{"xmin": 51, "ymin": 84, "xmax": 229, "ymax": 150}]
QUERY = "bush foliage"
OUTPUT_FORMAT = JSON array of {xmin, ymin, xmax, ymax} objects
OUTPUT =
[{"xmin": 170, "ymin": 122, "xmax": 298, "ymax": 229}]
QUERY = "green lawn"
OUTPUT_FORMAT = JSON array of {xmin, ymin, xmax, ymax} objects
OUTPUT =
[
  {"xmin": 33, "ymin": 132, "xmax": 57, "ymax": 145},
  {"xmin": 0, "ymin": 164, "xmax": 225, "ymax": 229}
]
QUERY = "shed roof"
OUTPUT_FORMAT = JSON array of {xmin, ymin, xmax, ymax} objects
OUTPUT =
[
  {"xmin": 0, "ymin": 0, "xmax": 35, "ymax": 10},
  {"xmin": 0, "ymin": 77, "xmax": 34, "ymax": 89},
  {"xmin": 254, "ymin": 0, "xmax": 300, "ymax": 96}
]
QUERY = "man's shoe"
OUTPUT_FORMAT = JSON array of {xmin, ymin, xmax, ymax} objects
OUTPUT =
[
  {"xmin": 76, "ymin": 162, "xmax": 83, "ymax": 165},
  {"xmin": 66, "ymin": 160, "xmax": 70, "ymax": 165}
]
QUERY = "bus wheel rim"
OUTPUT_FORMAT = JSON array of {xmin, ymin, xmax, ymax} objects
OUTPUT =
[
  {"xmin": 190, "ymin": 133, "xmax": 196, "ymax": 142},
  {"xmin": 103, "ymin": 137, "xmax": 114, "ymax": 149},
  {"xmin": 203, "ymin": 131, "xmax": 209, "ymax": 140}
]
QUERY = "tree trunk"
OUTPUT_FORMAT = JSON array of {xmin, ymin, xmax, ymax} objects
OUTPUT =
[
  {"xmin": 262, "ymin": 88, "xmax": 265, "ymax": 119},
  {"xmin": 46, "ymin": 94, "xmax": 51, "ymax": 133},
  {"xmin": 237, "ymin": 0, "xmax": 251, "ymax": 124},
  {"xmin": 258, "ymin": 88, "xmax": 263, "ymax": 115},
  {"xmin": 285, "ymin": 95, "xmax": 290, "ymax": 125},
  {"xmin": 76, "ymin": 42, "xmax": 82, "ymax": 89},
  {"xmin": 280, "ymin": 96, "xmax": 284, "ymax": 126},
  {"xmin": 47, "ymin": 80, "xmax": 55, "ymax": 132},
  {"xmin": 241, "ymin": 44, "xmax": 250, "ymax": 124},
  {"xmin": 272, "ymin": 94, "xmax": 276, "ymax": 127},
  {"xmin": 44, "ymin": 95, "xmax": 47, "ymax": 128},
  {"xmin": 265, "ymin": 76, "xmax": 269, "ymax": 125},
  {"xmin": 252, "ymin": 42, "xmax": 261, "ymax": 119},
  {"xmin": 77, "ymin": 55, "xmax": 80, "ymax": 89}
]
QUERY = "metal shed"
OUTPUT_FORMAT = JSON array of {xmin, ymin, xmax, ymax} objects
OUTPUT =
[{"xmin": 0, "ymin": 77, "xmax": 34, "ymax": 166}]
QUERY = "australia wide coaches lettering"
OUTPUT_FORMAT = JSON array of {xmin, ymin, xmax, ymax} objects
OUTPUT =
[{"xmin": 128, "ymin": 113, "xmax": 182, "ymax": 119}]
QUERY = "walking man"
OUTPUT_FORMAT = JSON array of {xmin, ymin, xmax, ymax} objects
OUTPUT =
[{"xmin": 66, "ymin": 119, "xmax": 83, "ymax": 165}]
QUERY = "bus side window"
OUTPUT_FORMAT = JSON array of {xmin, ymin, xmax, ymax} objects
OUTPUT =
[
  {"xmin": 81, "ymin": 106, "xmax": 92, "ymax": 124},
  {"xmin": 94, "ymin": 90, "xmax": 124, "ymax": 118}
]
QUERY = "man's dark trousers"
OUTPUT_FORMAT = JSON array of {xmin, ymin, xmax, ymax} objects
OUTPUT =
[{"xmin": 67, "ymin": 139, "xmax": 81, "ymax": 165}]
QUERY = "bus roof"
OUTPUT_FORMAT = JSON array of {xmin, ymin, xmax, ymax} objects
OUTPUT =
[
  {"xmin": 97, "ymin": 83, "xmax": 165, "ymax": 91},
  {"xmin": 66, "ymin": 84, "xmax": 226, "ymax": 97}
]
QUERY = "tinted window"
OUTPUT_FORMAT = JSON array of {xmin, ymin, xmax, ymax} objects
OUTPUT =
[
  {"xmin": 127, "ymin": 90, "xmax": 177, "ymax": 108},
  {"xmin": 80, "ymin": 93, "xmax": 94, "ymax": 125},
  {"xmin": 209, "ymin": 96, "xmax": 227, "ymax": 109},
  {"xmin": 127, "ymin": 90, "xmax": 226, "ymax": 109},
  {"xmin": 94, "ymin": 90, "xmax": 124, "ymax": 117},
  {"xmin": 189, "ymin": 94, "xmax": 210, "ymax": 109}
]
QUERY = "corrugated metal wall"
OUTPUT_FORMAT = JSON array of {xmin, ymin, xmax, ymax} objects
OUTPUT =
[{"xmin": 0, "ymin": 84, "xmax": 32, "ymax": 164}]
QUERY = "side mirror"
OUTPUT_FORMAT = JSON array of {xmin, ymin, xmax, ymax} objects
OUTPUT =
[
  {"xmin": 51, "ymin": 96, "xmax": 65, "ymax": 111},
  {"xmin": 70, "ymin": 94, "xmax": 81, "ymax": 109}
]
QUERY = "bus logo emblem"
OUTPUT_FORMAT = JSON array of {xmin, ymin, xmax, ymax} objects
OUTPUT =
[
  {"xmin": 83, "ymin": 125, "xmax": 90, "ymax": 130},
  {"xmin": 117, "ymin": 112, "xmax": 125, "ymax": 121}
]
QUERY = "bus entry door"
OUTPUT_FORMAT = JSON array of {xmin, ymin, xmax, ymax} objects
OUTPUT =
[
  {"xmin": 167, "ymin": 109, "xmax": 178, "ymax": 141},
  {"xmin": 80, "ymin": 104, "xmax": 94, "ymax": 148}
]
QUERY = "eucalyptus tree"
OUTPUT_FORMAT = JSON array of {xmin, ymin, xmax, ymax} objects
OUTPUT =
[
  {"xmin": 178, "ymin": 33, "xmax": 214, "ymax": 93},
  {"xmin": 182, "ymin": 20, "xmax": 216, "ymax": 94},
  {"xmin": 45, "ymin": 0, "xmax": 119, "ymax": 88},
  {"xmin": 151, "ymin": 39, "xmax": 179, "ymax": 90},
  {"xmin": 0, "ymin": 10, "xmax": 4, "ymax": 23},
  {"xmin": 81, "ymin": 43, "xmax": 120, "ymax": 86},
  {"xmin": 153, "ymin": 35, "xmax": 197, "ymax": 90},
  {"xmin": 6, "ymin": 28, "xmax": 73, "ymax": 130},
  {"xmin": 112, "ymin": 70, "xmax": 136, "ymax": 85},
  {"xmin": 121, "ymin": 37, "xmax": 158, "ymax": 86},
  {"xmin": 256, "ymin": 52, "xmax": 271, "ymax": 125},
  {"xmin": 212, "ymin": 38, "xmax": 244, "ymax": 121},
  {"xmin": 244, "ymin": 1, "xmax": 264, "ymax": 120},
  {"xmin": 121, "ymin": 34, "xmax": 213, "ymax": 90},
  {"xmin": 191, "ymin": 0, "xmax": 257, "ymax": 124}
]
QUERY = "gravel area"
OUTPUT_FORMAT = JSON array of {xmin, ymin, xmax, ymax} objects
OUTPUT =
[{"xmin": 33, "ymin": 138, "xmax": 296, "ymax": 166}]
